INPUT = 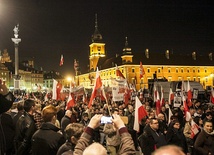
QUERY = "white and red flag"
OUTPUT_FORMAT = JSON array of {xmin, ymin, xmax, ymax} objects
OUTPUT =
[
  {"xmin": 168, "ymin": 87, "xmax": 174, "ymax": 105},
  {"xmin": 88, "ymin": 68, "xmax": 104, "ymax": 108},
  {"xmin": 154, "ymin": 85, "xmax": 161, "ymax": 115},
  {"xmin": 59, "ymin": 55, "xmax": 64, "ymax": 66},
  {"xmin": 139, "ymin": 61, "xmax": 145, "ymax": 79},
  {"xmin": 52, "ymin": 79, "xmax": 62, "ymax": 100},
  {"xmin": 190, "ymin": 120, "xmax": 199, "ymax": 138},
  {"xmin": 210, "ymin": 87, "xmax": 214, "ymax": 104},
  {"xmin": 187, "ymin": 81, "xmax": 193, "ymax": 107},
  {"xmin": 160, "ymin": 85, "xmax": 164, "ymax": 107},
  {"xmin": 134, "ymin": 96, "xmax": 148, "ymax": 132},
  {"xmin": 66, "ymin": 93, "xmax": 75, "ymax": 110},
  {"xmin": 116, "ymin": 65, "xmax": 125, "ymax": 79}
]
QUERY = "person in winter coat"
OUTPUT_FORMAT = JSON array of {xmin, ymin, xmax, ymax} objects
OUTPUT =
[
  {"xmin": 31, "ymin": 105, "xmax": 65, "ymax": 155},
  {"xmin": 194, "ymin": 120, "xmax": 214, "ymax": 155},
  {"xmin": 139, "ymin": 118, "xmax": 167, "ymax": 155},
  {"xmin": 166, "ymin": 120, "xmax": 188, "ymax": 154}
]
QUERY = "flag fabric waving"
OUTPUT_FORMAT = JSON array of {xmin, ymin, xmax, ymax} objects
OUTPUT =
[
  {"xmin": 88, "ymin": 68, "xmax": 103, "ymax": 108},
  {"xmin": 168, "ymin": 87, "xmax": 174, "ymax": 105},
  {"xmin": 116, "ymin": 65, "xmax": 125, "ymax": 79},
  {"xmin": 154, "ymin": 85, "xmax": 161, "ymax": 115},
  {"xmin": 160, "ymin": 85, "xmax": 164, "ymax": 107},
  {"xmin": 134, "ymin": 96, "xmax": 148, "ymax": 132},
  {"xmin": 190, "ymin": 120, "xmax": 199, "ymax": 138},
  {"xmin": 59, "ymin": 55, "xmax": 64, "ymax": 66},
  {"xmin": 52, "ymin": 79, "xmax": 62, "ymax": 100},
  {"xmin": 210, "ymin": 87, "xmax": 214, "ymax": 104},
  {"xmin": 187, "ymin": 81, "xmax": 193, "ymax": 107},
  {"xmin": 66, "ymin": 93, "xmax": 75, "ymax": 110},
  {"xmin": 139, "ymin": 61, "xmax": 145, "ymax": 79}
]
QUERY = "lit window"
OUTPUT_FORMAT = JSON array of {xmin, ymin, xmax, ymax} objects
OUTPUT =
[
  {"xmin": 132, "ymin": 68, "xmax": 135, "ymax": 73},
  {"xmin": 168, "ymin": 68, "xmax": 171, "ymax": 73},
  {"xmin": 176, "ymin": 68, "xmax": 178, "ymax": 73},
  {"xmin": 147, "ymin": 68, "xmax": 150, "ymax": 73},
  {"xmin": 181, "ymin": 68, "xmax": 183, "ymax": 73},
  {"xmin": 158, "ymin": 68, "xmax": 161, "ymax": 73}
]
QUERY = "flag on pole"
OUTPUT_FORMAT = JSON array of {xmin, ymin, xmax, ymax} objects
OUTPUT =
[
  {"xmin": 134, "ymin": 96, "xmax": 148, "ymax": 132},
  {"xmin": 52, "ymin": 79, "xmax": 58, "ymax": 100},
  {"xmin": 160, "ymin": 85, "xmax": 164, "ymax": 107},
  {"xmin": 190, "ymin": 120, "xmax": 199, "ymax": 138},
  {"xmin": 52, "ymin": 79, "xmax": 62, "ymax": 100},
  {"xmin": 59, "ymin": 55, "xmax": 64, "ymax": 66},
  {"xmin": 88, "ymin": 68, "xmax": 103, "ymax": 108},
  {"xmin": 154, "ymin": 85, "xmax": 161, "ymax": 115},
  {"xmin": 210, "ymin": 87, "xmax": 214, "ymax": 104},
  {"xmin": 187, "ymin": 81, "xmax": 193, "ymax": 107},
  {"xmin": 66, "ymin": 93, "xmax": 75, "ymax": 110},
  {"xmin": 115, "ymin": 64, "xmax": 125, "ymax": 79},
  {"xmin": 139, "ymin": 61, "xmax": 145, "ymax": 79},
  {"xmin": 168, "ymin": 106, "xmax": 173, "ymax": 125},
  {"xmin": 168, "ymin": 87, "xmax": 174, "ymax": 105}
]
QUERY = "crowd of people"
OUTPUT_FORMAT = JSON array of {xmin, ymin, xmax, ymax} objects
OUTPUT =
[{"xmin": 0, "ymin": 81, "xmax": 214, "ymax": 155}]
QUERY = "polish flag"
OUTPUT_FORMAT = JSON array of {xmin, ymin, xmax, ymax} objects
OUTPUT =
[
  {"xmin": 187, "ymin": 81, "xmax": 193, "ymax": 107},
  {"xmin": 160, "ymin": 85, "xmax": 164, "ymax": 106},
  {"xmin": 168, "ymin": 87, "xmax": 174, "ymax": 105},
  {"xmin": 59, "ymin": 55, "xmax": 64, "ymax": 66},
  {"xmin": 210, "ymin": 87, "xmax": 214, "ymax": 104},
  {"xmin": 134, "ymin": 96, "xmax": 148, "ymax": 132},
  {"xmin": 154, "ymin": 85, "xmax": 161, "ymax": 115},
  {"xmin": 182, "ymin": 95, "xmax": 191, "ymax": 121},
  {"xmin": 139, "ymin": 61, "xmax": 145, "ymax": 79},
  {"xmin": 190, "ymin": 120, "xmax": 199, "ymax": 138},
  {"xmin": 168, "ymin": 106, "xmax": 173, "ymax": 125},
  {"xmin": 66, "ymin": 93, "xmax": 75, "ymax": 110},
  {"xmin": 52, "ymin": 79, "xmax": 62, "ymax": 100},
  {"xmin": 116, "ymin": 65, "xmax": 125, "ymax": 79},
  {"xmin": 88, "ymin": 68, "xmax": 103, "ymax": 108}
]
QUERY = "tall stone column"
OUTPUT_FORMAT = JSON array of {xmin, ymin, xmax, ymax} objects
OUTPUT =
[{"xmin": 11, "ymin": 24, "xmax": 21, "ymax": 89}]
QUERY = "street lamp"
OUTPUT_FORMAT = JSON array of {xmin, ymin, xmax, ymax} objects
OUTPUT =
[{"xmin": 11, "ymin": 24, "xmax": 21, "ymax": 89}]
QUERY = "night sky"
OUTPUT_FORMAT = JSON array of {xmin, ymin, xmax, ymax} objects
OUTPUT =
[{"xmin": 0, "ymin": 0, "xmax": 214, "ymax": 76}]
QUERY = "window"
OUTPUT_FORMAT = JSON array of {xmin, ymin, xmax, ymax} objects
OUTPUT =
[
  {"xmin": 193, "ymin": 77, "xmax": 196, "ymax": 81},
  {"xmin": 168, "ymin": 77, "xmax": 172, "ymax": 82},
  {"xmin": 198, "ymin": 69, "xmax": 200, "ymax": 73},
  {"xmin": 147, "ymin": 68, "xmax": 150, "ymax": 73},
  {"xmin": 193, "ymin": 69, "xmax": 195, "ymax": 73},
  {"xmin": 176, "ymin": 68, "xmax": 178, "ymax": 73},
  {"xmin": 187, "ymin": 68, "xmax": 190, "ymax": 73},
  {"xmin": 158, "ymin": 68, "xmax": 161, "ymax": 73},
  {"xmin": 198, "ymin": 77, "xmax": 200, "ymax": 82},
  {"xmin": 132, "ymin": 68, "xmax": 135, "ymax": 73},
  {"xmin": 187, "ymin": 77, "xmax": 190, "ymax": 81},
  {"xmin": 181, "ymin": 68, "xmax": 183, "ymax": 73},
  {"xmin": 168, "ymin": 68, "xmax": 171, "ymax": 73},
  {"xmin": 178, "ymin": 77, "xmax": 182, "ymax": 81}
]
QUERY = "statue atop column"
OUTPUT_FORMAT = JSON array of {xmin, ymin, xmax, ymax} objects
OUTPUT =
[{"xmin": 13, "ymin": 24, "xmax": 19, "ymax": 39}]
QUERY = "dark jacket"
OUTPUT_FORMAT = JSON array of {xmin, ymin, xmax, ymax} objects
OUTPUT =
[
  {"xmin": 61, "ymin": 116, "xmax": 71, "ymax": 136},
  {"xmin": 166, "ymin": 126, "xmax": 188, "ymax": 153},
  {"xmin": 14, "ymin": 112, "xmax": 37, "ymax": 155},
  {"xmin": 194, "ymin": 129, "xmax": 214, "ymax": 155},
  {"xmin": 31, "ymin": 122, "xmax": 65, "ymax": 155},
  {"xmin": 0, "ymin": 113, "xmax": 15, "ymax": 155},
  {"xmin": 139, "ymin": 125, "xmax": 167, "ymax": 155},
  {"xmin": 57, "ymin": 141, "xmax": 74, "ymax": 155}
]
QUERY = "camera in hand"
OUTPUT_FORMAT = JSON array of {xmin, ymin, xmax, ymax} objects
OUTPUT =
[{"xmin": 100, "ymin": 116, "xmax": 112, "ymax": 124}]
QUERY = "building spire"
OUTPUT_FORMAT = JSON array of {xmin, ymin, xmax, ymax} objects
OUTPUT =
[
  {"xmin": 95, "ymin": 14, "xmax": 98, "ymax": 30},
  {"xmin": 91, "ymin": 14, "xmax": 102, "ymax": 42}
]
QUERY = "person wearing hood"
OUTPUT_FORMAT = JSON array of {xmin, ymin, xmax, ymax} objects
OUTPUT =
[
  {"xmin": 194, "ymin": 120, "xmax": 214, "ymax": 155},
  {"xmin": 31, "ymin": 105, "xmax": 65, "ymax": 155}
]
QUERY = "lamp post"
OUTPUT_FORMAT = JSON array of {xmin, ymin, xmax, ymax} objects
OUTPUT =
[{"xmin": 11, "ymin": 24, "xmax": 21, "ymax": 89}]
